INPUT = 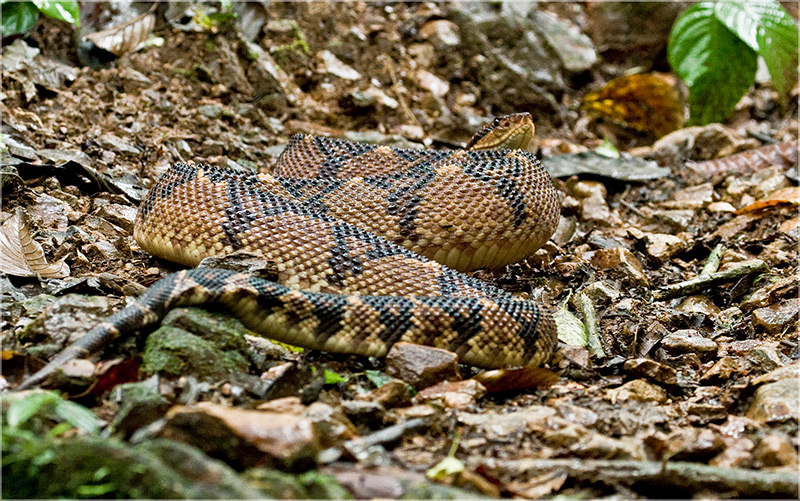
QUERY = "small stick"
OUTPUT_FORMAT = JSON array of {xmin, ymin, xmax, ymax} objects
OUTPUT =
[
  {"xmin": 699, "ymin": 244, "xmax": 726, "ymax": 277},
  {"xmin": 654, "ymin": 260, "xmax": 767, "ymax": 300}
]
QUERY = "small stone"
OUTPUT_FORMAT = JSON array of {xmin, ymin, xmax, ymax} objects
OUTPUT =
[
  {"xmin": 458, "ymin": 406, "xmax": 557, "ymax": 437},
  {"xmin": 416, "ymin": 70, "xmax": 449, "ymax": 97},
  {"xmin": 650, "ymin": 209, "xmax": 695, "ymax": 232},
  {"xmin": 581, "ymin": 280, "xmax": 620, "ymax": 306},
  {"xmin": 356, "ymin": 380, "xmax": 412, "ymax": 408},
  {"xmin": 700, "ymin": 357, "xmax": 743, "ymax": 383},
  {"xmin": 606, "ymin": 379, "xmax": 667, "ymax": 404},
  {"xmin": 319, "ymin": 50, "xmax": 361, "ymax": 80},
  {"xmin": 256, "ymin": 396, "xmax": 305, "ymax": 414},
  {"xmin": 741, "ymin": 275, "xmax": 799, "ymax": 312},
  {"xmin": 83, "ymin": 240, "xmax": 123, "ymax": 262},
  {"xmin": 589, "ymin": 247, "xmax": 649, "ymax": 285},
  {"xmin": 96, "ymin": 203, "xmax": 137, "ymax": 232},
  {"xmin": 623, "ymin": 358, "xmax": 677, "ymax": 386},
  {"xmin": 645, "ymin": 233, "xmax": 686, "ymax": 262},
  {"xmin": 60, "ymin": 359, "xmax": 96, "ymax": 379},
  {"xmin": 573, "ymin": 433, "xmax": 645, "ymax": 460},
  {"xmin": 385, "ymin": 342, "xmax": 460, "ymax": 389},
  {"xmin": 752, "ymin": 434, "xmax": 799, "ymax": 467},
  {"xmin": 419, "ymin": 19, "xmax": 460, "ymax": 47},
  {"xmin": 197, "ymin": 104, "xmax": 223, "ymax": 119},
  {"xmin": 98, "ymin": 133, "xmax": 140, "ymax": 155},
  {"xmin": 752, "ymin": 298, "xmax": 800, "ymax": 334},
  {"xmin": 572, "ymin": 180, "xmax": 612, "ymax": 224},
  {"xmin": 707, "ymin": 201, "xmax": 736, "ymax": 213},
  {"xmin": 166, "ymin": 403, "xmax": 322, "ymax": 468},
  {"xmin": 340, "ymin": 400, "xmax": 385, "ymax": 427},
  {"xmin": 717, "ymin": 306, "xmax": 743, "ymax": 327},
  {"xmin": 677, "ymin": 295, "xmax": 721, "ymax": 316},
  {"xmin": 664, "ymin": 428, "xmax": 724, "ymax": 461},
  {"xmin": 747, "ymin": 378, "xmax": 799, "ymax": 424},
  {"xmin": 415, "ymin": 379, "xmax": 486, "ymax": 409},
  {"xmin": 662, "ymin": 182, "xmax": 714, "ymax": 209},
  {"xmin": 555, "ymin": 404, "xmax": 598, "ymax": 427},
  {"xmin": 304, "ymin": 402, "xmax": 358, "ymax": 447},
  {"xmin": 752, "ymin": 362, "xmax": 800, "ymax": 385},
  {"xmin": 661, "ymin": 329, "xmax": 717, "ymax": 356}
]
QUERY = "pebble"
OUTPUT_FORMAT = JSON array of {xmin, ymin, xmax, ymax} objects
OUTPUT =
[
  {"xmin": 661, "ymin": 182, "xmax": 714, "ymax": 209},
  {"xmin": 415, "ymin": 379, "xmax": 486, "ymax": 409},
  {"xmin": 580, "ymin": 280, "xmax": 620, "ymax": 306},
  {"xmin": 649, "ymin": 209, "xmax": 694, "ymax": 232},
  {"xmin": 385, "ymin": 342, "xmax": 460, "ymax": 389},
  {"xmin": 319, "ymin": 50, "xmax": 361, "ymax": 80},
  {"xmin": 700, "ymin": 357, "xmax": 743, "ymax": 383},
  {"xmin": 416, "ymin": 70, "xmax": 449, "ymax": 97},
  {"xmin": 572, "ymin": 433, "xmax": 645, "ymax": 460},
  {"xmin": 706, "ymin": 201, "xmax": 736, "ymax": 213},
  {"xmin": 677, "ymin": 295, "xmax": 721, "ymax": 316},
  {"xmin": 752, "ymin": 434, "xmax": 799, "ymax": 468},
  {"xmin": 572, "ymin": 180, "xmax": 612, "ymax": 224},
  {"xmin": 458, "ymin": 406, "xmax": 557, "ymax": 437},
  {"xmin": 97, "ymin": 203, "xmax": 137, "ymax": 232},
  {"xmin": 589, "ymin": 247, "xmax": 649, "ymax": 285},
  {"xmin": 661, "ymin": 329, "xmax": 718, "ymax": 356},
  {"xmin": 747, "ymin": 378, "xmax": 799, "ymax": 424},
  {"xmin": 606, "ymin": 379, "xmax": 667, "ymax": 404},
  {"xmin": 623, "ymin": 358, "xmax": 677, "ymax": 386},
  {"xmin": 645, "ymin": 233, "xmax": 686, "ymax": 262},
  {"xmin": 419, "ymin": 19, "xmax": 460, "ymax": 47},
  {"xmin": 752, "ymin": 298, "xmax": 800, "ymax": 334},
  {"xmin": 356, "ymin": 380, "xmax": 412, "ymax": 408}
]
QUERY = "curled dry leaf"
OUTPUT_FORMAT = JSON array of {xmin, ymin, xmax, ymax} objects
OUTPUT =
[
  {"xmin": 688, "ymin": 140, "xmax": 798, "ymax": 179},
  {"xmin": 0, "ymin": 208, "xmax": 69, "ymax": 278},
  {"xmin": 581, "ymin": 73, "xmax": 685, "ymax": 137},
  {"xmin": 734, "ymin": 186, "xmax": 800, "ymax": 215},
  {"xmin": 84, "ymin": 9, "xmax": 157, "ymax": 57}
]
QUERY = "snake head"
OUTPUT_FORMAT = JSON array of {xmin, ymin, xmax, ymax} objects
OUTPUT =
[{"xmin": 465, "ymin": 113, "xmax": 535, "ymax": 151}]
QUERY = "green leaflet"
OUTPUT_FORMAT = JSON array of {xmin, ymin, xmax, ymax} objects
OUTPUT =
[{"xmin": 668, "ymin": 0, "xmax": 798, "ymax": 124}]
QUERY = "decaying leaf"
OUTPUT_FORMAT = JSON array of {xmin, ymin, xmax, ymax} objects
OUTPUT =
[
  {"xmin": 0, "ymin": 208, "xmax": 69, "ymax": 278},
  {"xmin": 581, "ymin": 73, "xmax": 685, "ymax": 137},
  {"xmin": 688, "ymin": 141, "xmax": 798, "ymax": 179},
  {"xmin": 735, "ymin": 186, "xmax": 800, "ymax": 215},
  {"xmin": 472, "ymin": 366, "xmax": 560, "ymax": 393},
  {"xmin": 84, "ymin": 9, "xmax": 156, "ymax": 57}
]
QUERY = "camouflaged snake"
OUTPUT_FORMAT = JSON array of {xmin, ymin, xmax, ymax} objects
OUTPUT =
[{"xmin": 17, "ymin": 114, "xmax": 561, "ymax": 390}]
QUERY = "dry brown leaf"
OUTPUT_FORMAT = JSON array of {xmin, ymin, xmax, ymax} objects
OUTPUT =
[
  {"xmin": 85, "ymin": 10, "xmax": 156, "ymax": 57},
  {"xmin": 0, "ymin": 208, "xmax": 69, "ymax": 278},
  {"xmin": 735, "ymin": 186, "xmax": 800, "ymax": 215},
  {"xmin": 581, "ymin": 73, "xmax": 684, "ymax": 137},
  {"xmin": 688, "ymin": 141, "xmax": 798, "ymax": 179}
]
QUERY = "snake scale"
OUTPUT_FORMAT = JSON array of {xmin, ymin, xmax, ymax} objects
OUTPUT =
[{"xmin": 17, "ymin": 114, "xmax": 561, "ymax": 390}]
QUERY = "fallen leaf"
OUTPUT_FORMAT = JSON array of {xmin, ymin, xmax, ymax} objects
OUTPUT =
[
  {"xmin": 582, "ymin": 73, "xmax": 684, "ymax": 137},
  {"xmin": 0, "ymin": 208, "xmax": 69, "ymax": 278},
  {"xmin": 735, "ymin": 186, "xmax": 800, "ymax": 215},
  {"xmin": 472, "ymin": 367, "xmax": 560, "ymax": 393}
]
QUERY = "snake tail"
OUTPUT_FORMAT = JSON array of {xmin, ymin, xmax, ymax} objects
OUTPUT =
[{"xmin": 17, "ymin": 268, "xmax": 557, "ymax": 389}]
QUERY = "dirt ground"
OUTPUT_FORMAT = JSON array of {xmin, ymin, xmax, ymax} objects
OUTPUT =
[{"xmin": 1, "ymin": 2, "xmax": 798, "ymax": 499}]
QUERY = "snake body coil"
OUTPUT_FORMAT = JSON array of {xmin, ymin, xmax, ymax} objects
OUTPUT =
[{"xmin": 17, "ymin": 114, "xmax": 561, "ymax": 390}]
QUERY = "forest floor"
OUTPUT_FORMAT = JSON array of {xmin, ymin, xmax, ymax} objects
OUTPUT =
[{"xmin": 1, "ymin": 2, "xmax": 798, "ymax": 499}]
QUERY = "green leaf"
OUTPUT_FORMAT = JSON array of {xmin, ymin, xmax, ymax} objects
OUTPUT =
[
  {"xmin": 364, "ymin": 369, "xmax": 393, "ymax": 388},
  {"xmin": 5, "ymin": 392, "xmax": 58, "ymax": 428},
  {"xmin": 1, "ymin": 1, "xmax": 40, "ymax": 36},
  {"xmin": 323, "ymin": 369, "xmax": 349, "ymax": 385},
  {"xmin": 31, "ymin": 0, "xmax": 79, "ymax": 27},
  {"xmin": 425, "ymin": 456, "xmax": 464, "ymax": 481},
  {"xmin": 52, "ymin": 399, "xmax": 100, "ymax": 434},
  {"xmin": 715, "ymin": 1, "xmax": 798, "ymax": 100},
  {"xmin": 668, "ymin": 2, "xmax": 757, "ymax": 125}
]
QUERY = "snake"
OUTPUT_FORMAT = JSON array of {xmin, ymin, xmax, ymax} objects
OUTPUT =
[{"xmin": 17, "ymin": 113, "xmax": 561, "ymax": 390}]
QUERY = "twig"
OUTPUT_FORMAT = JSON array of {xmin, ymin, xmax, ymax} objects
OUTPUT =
[
  {"xmin": 699, "ymin": 244, "xmax": 726, "ymax": 277},
  {"xmin": 469, "ymin": 458, "xmax": 798, "ymax": 497},
  {"xmin": 575, "ymin": 292, "xmax": 604, "ymax": 358},
  {"xmin": 654, "ymin": 260, "xmax": 767, "ymax": 300}
]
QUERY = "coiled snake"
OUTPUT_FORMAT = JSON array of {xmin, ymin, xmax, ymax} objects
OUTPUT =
[{"xmin": 17, "ymin": 114, "xmax": 561, "ymax": 390}]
